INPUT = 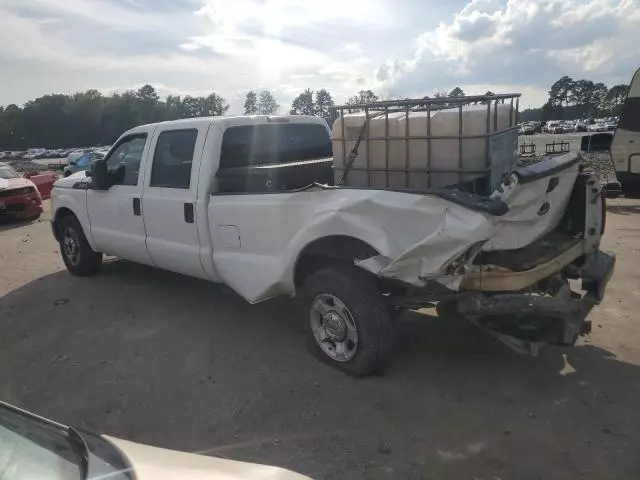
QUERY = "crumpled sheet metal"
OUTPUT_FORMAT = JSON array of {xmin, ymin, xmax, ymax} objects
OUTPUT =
[
  {"xmin": 356, "ymin": 204, "xmax": 494, "ymax": 287},
  {"xmin": 357, "ymin": 162, "xmax": 580, "ymax": 288}
]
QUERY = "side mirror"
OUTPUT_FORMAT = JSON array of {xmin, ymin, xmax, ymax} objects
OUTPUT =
[{"xmin": 90, "ymin": 159, "xmax": 111, "ymax": 190}]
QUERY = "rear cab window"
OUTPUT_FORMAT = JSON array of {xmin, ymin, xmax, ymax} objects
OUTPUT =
[
  {"xmin": 215, "ymin": 122, "xmax": 333, "ymax": 193},
  {"xmin": 219, "ymin": 123, "xmax": 332, "ymax": 169}
]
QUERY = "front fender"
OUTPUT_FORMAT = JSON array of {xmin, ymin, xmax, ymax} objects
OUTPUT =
[{"xmin": 51, "ymin": 187, "xmax": 95, "ymax": 250}]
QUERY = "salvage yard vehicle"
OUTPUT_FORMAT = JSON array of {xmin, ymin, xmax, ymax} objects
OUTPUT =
[
  {"xmin": 519, "ymin": 123, "xmax": 534, "ymax": 135},
  {"xmin": 50, "ymin": 93, "xmax": 615, "ymax": 376},
  {"xmin": 0, "ymin": 400, "xmax": 309, "ymax": 479},
  {"xmin": 63, "ymin": 150, "xmax": 107, "ymax": 177},
  {"xmin": 0, "ymin": 162, "xmax": 44, "ymax": 220}
]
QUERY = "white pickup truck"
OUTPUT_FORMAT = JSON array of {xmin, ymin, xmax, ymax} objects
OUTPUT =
[{"xmin": 50, "ymin": 114, "xmax": 615, "ymax": 376}]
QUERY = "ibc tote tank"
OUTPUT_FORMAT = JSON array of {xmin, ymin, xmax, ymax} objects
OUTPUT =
[
  {"xmin": 332, "ymin": 111, "xmax": 407, "ymax": 188},
  {"xmin": 332, "ymin": 102, "xmax": 516, "ymax": 192}
]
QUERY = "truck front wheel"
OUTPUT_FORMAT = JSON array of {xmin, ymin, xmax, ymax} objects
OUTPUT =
[
  {"xmin": 58, "ymin": 215, "xmax": 102, "ymax": 276},
  {"xmin": 300, "ymin": 266, "xmax": 394, "ymax": 376}
]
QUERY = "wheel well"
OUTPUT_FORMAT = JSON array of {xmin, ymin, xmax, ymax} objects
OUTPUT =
[
  {"xmin": 294, "ymin": 236, "xmax": 379, "ymax": 288},
  {"xmin": 52, "ymin": 207, "xmax": 77, "ymax": 241}
]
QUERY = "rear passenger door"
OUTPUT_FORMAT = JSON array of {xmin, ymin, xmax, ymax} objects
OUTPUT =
[{"xmin": 141, "ymin": 123, "xmax": 208, "ymax": 279}]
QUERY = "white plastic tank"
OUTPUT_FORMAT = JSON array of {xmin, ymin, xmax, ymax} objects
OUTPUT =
[
  {"xmin": 332, "ymin": 111, "xmax": 407, "ymax": 187},
  {"xmin": 332, "ymin": 103, "xmax": 515, "ymax": 190}
]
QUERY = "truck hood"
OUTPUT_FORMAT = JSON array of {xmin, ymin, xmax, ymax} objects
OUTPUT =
[
  {"xmin": 105, "ymin": 435, "xmax": 310, "ymax": 480},
  {"xmin": 53, "ymin": 171, "xmax": 89, "ymax": 188}
]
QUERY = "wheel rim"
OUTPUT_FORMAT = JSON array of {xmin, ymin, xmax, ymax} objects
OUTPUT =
[
  {"xmin": 62, "ymin": 227, "xmax": 81, "ymax": 266},
  {"xmin": 310, "ymin": 293, "xmax": 358, "ymax": 362}
]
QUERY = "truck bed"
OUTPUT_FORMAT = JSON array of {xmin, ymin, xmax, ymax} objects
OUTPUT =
[{"xmin": 473, "ymin": 230, "xmax": 581, "ymax": 272}]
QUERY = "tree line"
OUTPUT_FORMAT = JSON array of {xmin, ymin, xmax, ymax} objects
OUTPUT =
[
  {"xmin": 520, "ymin": 76, "xmax": 629, "ymax": 122},
  {"xmin": 0, "ymin": 85, "xmax": 375, "ymax": 150},
  {"xmin": 0, "ymin": 85, "xmax": 231, "ymax": 150},
  {"xmin": 5, "ymin": 77, "xmax": 623, "ymax": 150}
]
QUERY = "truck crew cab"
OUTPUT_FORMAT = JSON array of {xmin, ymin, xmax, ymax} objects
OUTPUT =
[{"xmin": 51, "ymin": 104, "xmax": 615, "ymax": 376}]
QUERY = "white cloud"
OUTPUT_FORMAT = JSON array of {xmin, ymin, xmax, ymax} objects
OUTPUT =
[
  {"xmin": 0, "ymin": 0, "xmax": 638, "ymax": 114},
  {"xmin": 381, "ymin": 0, "xmax": 640, "ymax": 101}
]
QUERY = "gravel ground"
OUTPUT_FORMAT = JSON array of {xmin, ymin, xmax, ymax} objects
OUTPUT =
[{"xmin": 2, "ymin": 199, "xmax": 640, "ymax": 480}]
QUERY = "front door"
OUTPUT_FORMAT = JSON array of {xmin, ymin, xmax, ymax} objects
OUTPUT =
[
  {"xmin": 87, "ymin": 130, "xmax": 154, "ymax": 265},
  {"xmin": 140, "ymin": 123, "xmax": 208, "ymax": 278}
]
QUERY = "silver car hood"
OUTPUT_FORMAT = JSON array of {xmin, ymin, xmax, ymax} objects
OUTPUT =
[{"xmin": 105, "ymin": 435, "xmax": 310, "ymax": 480}]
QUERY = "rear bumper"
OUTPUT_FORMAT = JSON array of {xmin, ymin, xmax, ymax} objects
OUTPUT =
[{"xmin": 456, "ymin": 250, "xmax": 615, "ymax": 350}]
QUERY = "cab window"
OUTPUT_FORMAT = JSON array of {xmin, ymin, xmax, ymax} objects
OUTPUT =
[
  {"xmin": 150, "ymin": 129, "xmax": 198, "ymax": 189},
  {"xmin": 219, "ymin": 123, "xmax": 331, "ymax": 169},
  {"xmin": 105, "ymin": 134, "xmax": 147, "ymax": 186}
]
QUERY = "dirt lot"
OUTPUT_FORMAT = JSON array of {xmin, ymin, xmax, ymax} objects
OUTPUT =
[{"xmin": 1, "ymin": 200, "xmax": 640, "ymax": 479}]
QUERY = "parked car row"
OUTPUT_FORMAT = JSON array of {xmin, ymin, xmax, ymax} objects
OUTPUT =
[
  {"xmin": 518, "ymin": 117, "xmax": 619, "ymax": 136},
  {"xmin": 0, "ymin": 145, "xmax": 111, "ymax": 161},
  {"xmin": 63, "ymin": 148, "xmax": 109, "ymax": 177}
]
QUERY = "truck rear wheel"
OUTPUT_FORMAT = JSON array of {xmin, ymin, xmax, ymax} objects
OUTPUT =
[
  {"xmin": 299, "ymin": 266, "xmax": 394, "ymax": 376},
  {"xmin": 58, "ymin": 215, "xmax": 102, "ymax": 276}
]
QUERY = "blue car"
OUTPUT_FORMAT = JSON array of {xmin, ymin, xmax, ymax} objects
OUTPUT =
[{"xmin": 63, "ymin": 150, "xmax": 106, "ymax": 177}]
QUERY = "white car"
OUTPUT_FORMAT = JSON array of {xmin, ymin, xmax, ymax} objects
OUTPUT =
[
  {"xmin": 0, "ymin": 400, "xmax": 309, "ymax": 480},
  {"xmin": 519, "ymin": 124, "xmax": 535, "ymax": 135},
  {"xmin": 589, "ymin": 123, "xmax": 607, "ymax": 132},
  {"xmin": 50, "ymin": 115, "xmax": 615, "ymax": 375},
  {"xmin": 544, "ymin": 121, "xmax": 563, "ymax": 133}
]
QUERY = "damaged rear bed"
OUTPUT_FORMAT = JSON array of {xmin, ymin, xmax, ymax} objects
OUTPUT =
[{"xmin": 355, "ymin": 152, "xmax": 615, "ymax": 354}]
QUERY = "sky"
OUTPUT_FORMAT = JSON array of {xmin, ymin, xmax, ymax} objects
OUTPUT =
[{"xmin": 1, "ymin": 0, "xmax": 639, "ymax": 114}]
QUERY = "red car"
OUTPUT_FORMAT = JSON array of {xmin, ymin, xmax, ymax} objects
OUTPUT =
[{"xmin": 0, "ymin": 162, "xmax": 44, "ymax": 221}]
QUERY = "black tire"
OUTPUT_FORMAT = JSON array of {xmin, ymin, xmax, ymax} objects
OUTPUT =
[
  {"xmin": 58, "ymin": 215, "xmax": 102, "ymax": 276},
  {"xmin": 299, "ymin": 266, "xmax": 394, "ymax": 376}
]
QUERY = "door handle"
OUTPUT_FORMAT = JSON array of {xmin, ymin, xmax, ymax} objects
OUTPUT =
[
  {"xmin": 132, "ymin": 198, "xmax": 141, "ymax": 216},
  {"xmin": 184, "ymin": 203, "xmax": 194, "ymax": 223}
]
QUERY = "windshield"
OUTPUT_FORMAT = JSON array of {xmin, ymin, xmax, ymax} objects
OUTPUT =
[
  {"xmin": 0, "ymin": 404, "xmax": 84, "ymax": 480},
  {"xmin": 0, "ymin": 165, "xmax": 20, "ymax": 179}
]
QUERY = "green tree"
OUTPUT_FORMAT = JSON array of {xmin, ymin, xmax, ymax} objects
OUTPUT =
[
  {"xmin": 0, "ymin": 104, "xmax": 25, "ymax": 149},
  {"xmin": 603, "ymin": 84, "xmax": 629, "ymax": 115},
  {"xmin": 257, "ymin": 90, "xmax": 279, "ymax": 114},
  {"xmin": 347, "ymin": 90, "xmax": 379, "ymax": 105},
  {"xmin": 290, "ymin": 88, "xmax": 315, "ymax": 115},
  {"xmin": 548, "ymin": 76, "xmax": 575, "ymax": 118},
  {"xmin": 201, "ymin": 93, "xmax": 229, "ymax": 117},
  {"xmin": 244, "ymin": 91, "xmax": 258, "ymax": 115},
  {"xmin": 99, "ymin": 92, "xmax": 139, "ymax": 144},
  {"xmin": 165, "ymin": 95, "xmax": 184, "ymax": 118},
  {"xmin": 315, "ymin": 89, "xmax": 336, "ymax": 125},
  {"xmin": 448, "ymin": 86, "xmax": 465, "ymax": 97}
]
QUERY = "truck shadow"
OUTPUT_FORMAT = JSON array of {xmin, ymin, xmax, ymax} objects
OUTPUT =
[{"xmin": 1, "ymin": 259, "xmax": 639, "ymax": 479}]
